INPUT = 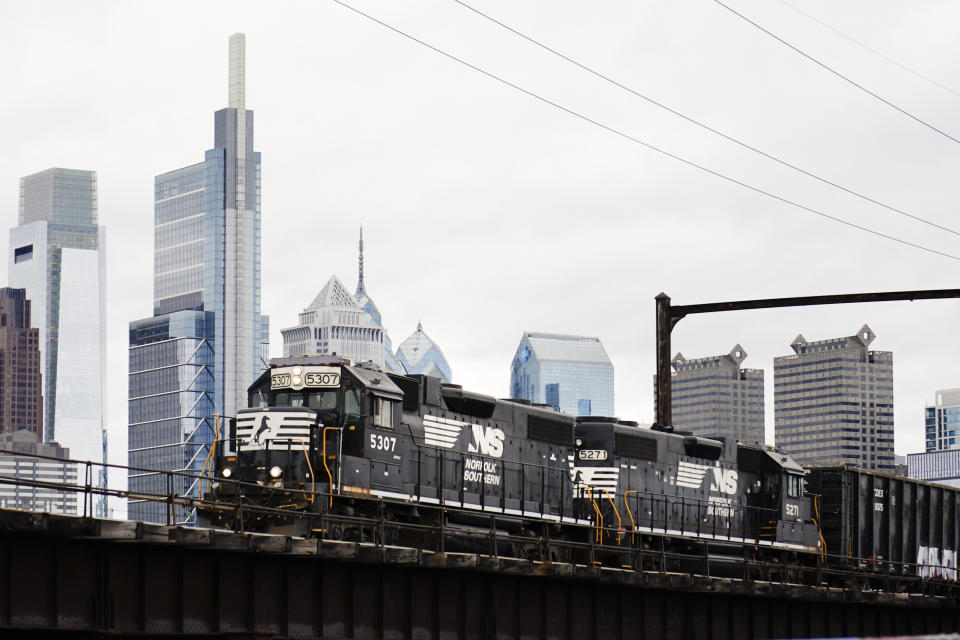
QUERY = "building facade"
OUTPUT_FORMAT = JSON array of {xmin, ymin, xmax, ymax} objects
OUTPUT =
[
  {"xmin": 282, "ymin": 275, "xmax": 385, "ymax": 366},
  {"xmin": 397, "ymin": 323, "xmax": 453, "ymax": 383},
  {"xmin": 774, "ymin": 325, "xmax": 895, "ymax": 471},
  {"xmin": 128, "ymin": 34, "xmax": 268, "ymax": 524},
  {"xmin": 669, "ymin": 345, "xmax": 764, "ymax": 443},
  {"xmin": 0, "ymin": 430, "xmax": 76, "ymax": 514},
  {"xmin": 7, "ymin": 168, "xmax": 106, "ymax": 513},
  {"xmin": 0, "ymin": 288, "xmax": 42, "ymax": 435},
  {"xmin": 907, "ymin": 450, "xmax": 960, "ymax": 489},
  {"xmin": 510, "ymin": 332, "xmax": 613, "ymax": 416},
  {"xmin": 924, "ymin": 389, "xmax": 960, "ymax": 452}
]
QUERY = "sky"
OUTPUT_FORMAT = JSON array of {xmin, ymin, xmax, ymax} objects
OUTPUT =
[{"xmin": 2, "ymin": 0, "xmax": 960, "ymax": 479}]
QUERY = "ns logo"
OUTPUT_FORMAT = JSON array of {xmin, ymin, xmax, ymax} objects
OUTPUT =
[
  {"xmin": 710, "ymin": 468, "xmax": 739, "ymax": 495},
  {"xmin": 467, "ymin": 424, "xmax": 506, "ymax": 458}
]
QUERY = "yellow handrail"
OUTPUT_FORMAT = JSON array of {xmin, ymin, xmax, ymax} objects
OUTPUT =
[
  {"xmin": 321, "ymin": 426, "xmax": 338, "ymax": 507},
  {"xmin": 601, "ymin": 489, "xmax": 623, "ymax": 543},
  {"xmin": 297, "ymin": 438, "xmax": 316, "ymax": 503},
  {"xmin": 623, "ymin": 490, "xmax": 638, "ymax": 544},
  {"xmin": 586, "ymin": 486, "xmax": 603, "ymax": 543},
  {"xmin": 198, "ymin": 414, "xmax": 221, "ymax": 497}
]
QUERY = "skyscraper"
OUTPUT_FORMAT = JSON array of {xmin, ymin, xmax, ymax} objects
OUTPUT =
[
  {"xmin": 282, "ymin": 274, "xmax": 386, "ymax": 366},
  {"xmin": 128, "ymin": 34, "xmax": 268, "ymax": 523},
  {"xmin": 923, "ymin": 389, "xmax": 960, "ymax": 452},
  {"xmin": 774, "ymin": 325, "xmax": 894, "ymax": 471},
  {"xmin": 0, "ymin": 288, "xmax": 42, "ymax": 435},
  {"xmin": 397, "ymin": 323, "xmax": 453, "ymax": 383},
  {"xmin": 509, "ymin": 332, "xmax": 613, "ymax": 416},
  {"xmin": 669, "ymin": 345, "xmax": 764, "ymax": 443},
  {"xmin": 353, "ymin": 228, "xmax": 403, "ymax": 373},
  {"xmin": 7, "ymin": 168, "xmax": 106, "ymax": 508}
]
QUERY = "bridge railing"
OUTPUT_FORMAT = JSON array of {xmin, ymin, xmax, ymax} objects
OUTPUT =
[{"xmin": 0, "ymin": 446, "xmax": 957, "ymax": 599}]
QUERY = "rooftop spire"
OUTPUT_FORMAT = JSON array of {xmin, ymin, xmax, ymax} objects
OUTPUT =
[
  {"xmin": 228, "ymin": 33, "xmax": 245, "ymax": 110},
  {"xmin": 356, "ymin": 226, "xmax": 366, "ymax": 296}
]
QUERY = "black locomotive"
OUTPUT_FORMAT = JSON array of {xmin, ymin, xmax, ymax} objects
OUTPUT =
[
  {"xmin": 203, "ymin": 357, "xmax": 824, "ymax": 562},
  {"xmin": 202, "ymin": 355, "xmax": 956, "ymax": 582}
]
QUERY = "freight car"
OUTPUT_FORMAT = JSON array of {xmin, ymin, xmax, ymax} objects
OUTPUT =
[
  {"xmin": 202, "ymin": 355, "xmax": 820, "ymax": 567},
  {"xmin": 807, "ymin": 467, "xmax": 958, "ymax": 580}
]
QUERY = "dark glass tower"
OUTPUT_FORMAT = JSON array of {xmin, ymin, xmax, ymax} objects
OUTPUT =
[{"xmin": 128, "ymin": 34, "xmax": 268, "ymax": 523}]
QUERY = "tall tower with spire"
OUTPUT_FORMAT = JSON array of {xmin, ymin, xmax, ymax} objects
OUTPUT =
[{"xmin": 127, "ymin": 34, "xmax": 269, "ymax": 523}]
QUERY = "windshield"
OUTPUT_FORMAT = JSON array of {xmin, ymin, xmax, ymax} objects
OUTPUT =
[{"xmin": 308, "ymin": 391, "xmax": 338, "ymax": 410}]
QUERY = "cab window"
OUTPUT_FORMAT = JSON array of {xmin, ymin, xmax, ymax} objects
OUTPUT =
[
  {"xmin": 787, "ymin": 475, "xmax": 803, "ymax": 498},
  {"xmin": 373, "ymin": 397, "xmax": 394, "ymax": 429},
  {"xmin": 275, "ymin": 392, "xmax": 304, "ymax": 407},
  {"xmin": 345, "ymin": 388, "xmax": 361, "ymax": 415},
  {"xmin": 308, "ymin": 391, "xmax": 338, "ymax": 411}
]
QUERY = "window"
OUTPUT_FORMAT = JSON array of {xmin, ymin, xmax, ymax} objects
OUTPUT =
[
  {"xmin": 308, "ymin": 391, "xmax": 338, "ymax": 411},
  {"xmin": 373, "ymin": 397, "xmax": 394, "ymax": 429},
  {"xmin": 275, "ymin": 392, "xmax": 304, "ymax": 407},
  {"xmin": 787, "ymin": 475, "xmax": 803, "ymax": 498},
  {"xmin": 345, "ymin": 389, "xmax": 360, "ymax": 415}
]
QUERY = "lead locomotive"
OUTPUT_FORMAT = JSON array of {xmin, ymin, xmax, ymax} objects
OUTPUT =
[{"xmin": 203, "ymin": 355, "xmax": 825, "ymax": 566}]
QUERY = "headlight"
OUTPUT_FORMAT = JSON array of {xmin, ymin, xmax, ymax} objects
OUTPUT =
[
  {"xmin": 269, "ymin": 465, "xmax": 283, "ymax": 479},
  {"xmin": 222, "ymin": 467, "xmax": 232, "ymax": 478}
]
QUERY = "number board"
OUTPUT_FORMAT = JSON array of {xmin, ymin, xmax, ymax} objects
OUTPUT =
[{"xmin": 270, "ymin": 366, "xmax": 341, "ymax": 391}]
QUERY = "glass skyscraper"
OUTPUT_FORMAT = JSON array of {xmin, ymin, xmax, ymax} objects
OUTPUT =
[
  {"xmin": 7, "ymin": 168, "xmax": 107, "ymax": 516},
  {"xmin": 509, "ymin": 332, "xmax": 614, "ymax": 416},
  {"xmin": 923, "ymin": 388, "xmax": 960, "ymax": 452},
  {"xmin": 396, "ymin": 323, "xmax": 452, "ymax": 383},
  {"xmin": 128, "ymin": 34, "xmax": 268, "ymax": 523}
]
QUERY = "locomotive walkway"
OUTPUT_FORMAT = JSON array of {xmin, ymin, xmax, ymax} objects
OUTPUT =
[{"xmin": 1, "ymin": 507, "xmax": 958, "ymax": 639}]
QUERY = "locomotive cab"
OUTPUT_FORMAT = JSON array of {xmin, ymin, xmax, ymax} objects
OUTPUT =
[
  {"xmin": 738, "ymin": 445, "xmax": 819, "ymax": 548},
  {"xmin": 210, "ymin": 355, "xmax": 405, "ymax": 509}
]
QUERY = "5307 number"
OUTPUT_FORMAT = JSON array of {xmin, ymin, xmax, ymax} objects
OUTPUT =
[{"xmin": 369, "ymin": 434, "xmax": 397, "ymax": 453}]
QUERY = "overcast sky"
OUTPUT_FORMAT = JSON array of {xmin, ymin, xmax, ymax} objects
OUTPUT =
[{"xmin": 3, "ymin": 0, "xmax": 960, "ymax": 476}]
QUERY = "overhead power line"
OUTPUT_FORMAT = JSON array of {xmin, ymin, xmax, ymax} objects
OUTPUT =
[
  {"xmin": 451, "ymin": 0, "xmax": 960, "ymax": 238},
  {"xmin": 712, "ymin": 0, "xmax": 960, "ymax": 146},
  {"xmin": 331, "ymin": 0, "xmax": 960, "ymax": 264},
  {"xmin": 779, "ymin": 0, "xmax": 960, "ymax": 100}
]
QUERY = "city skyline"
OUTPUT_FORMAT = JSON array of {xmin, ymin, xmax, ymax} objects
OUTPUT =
[{"xmin": 3, "ymin": 2, "xmax": 960, "ymax": 467}]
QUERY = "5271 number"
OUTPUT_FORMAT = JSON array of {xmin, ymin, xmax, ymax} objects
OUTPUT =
[{"xmin": 369, "ymin": 434, "xmax": 397, "ymax": 452}]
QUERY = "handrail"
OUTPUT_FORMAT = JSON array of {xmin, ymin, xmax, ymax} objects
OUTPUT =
[
  {"xmin": 298, "ymin": 438, "xmax": 316, "ymax": 503},
  {"xmin": 600, "ymin": 489, "xmax": 623, "ymax": 543},
  {"xmin": 586, "ymin": 486, "xmax": 603, "ymax": 543},
  {"xmin": 321, "ymin": 426, "xmax": 339, "ymax": 507},
  {"xmin": 623, "ymin": 490, "xmax": 638, "ymax": 544}
]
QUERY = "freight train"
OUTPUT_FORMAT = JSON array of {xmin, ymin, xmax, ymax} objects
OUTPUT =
[{"xmin": 201, "ymin": 356, "xmax": 955, "ymax": 581}]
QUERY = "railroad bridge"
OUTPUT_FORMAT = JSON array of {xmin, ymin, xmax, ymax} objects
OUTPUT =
[{"xmin": 0, "ymin": 509, "xmax": 958, "ymax": 640}]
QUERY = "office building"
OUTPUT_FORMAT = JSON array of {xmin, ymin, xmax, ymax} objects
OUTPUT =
[
  {"xmin": 670, "ymin": 345, "xmax": 764, "ymax": 443},
  {"xmin": 7, "ymin": 168, "xmax": 106, "ymax": 513},
  {"xmin": 282, "ymin": 274, "xmax": 386, "ymax": 366},
  {"xmin": 353, "ymin": 229, "xmax": 403, "ymax": 373},
  {"xmin": 907, "ymin": 450, "xmax": 960, "ymax": 489},
  {"xmin": 128, "ymin": 34, "xmax": 268, "ymax": 523},
  {"xmin": 397, "ymin": 323, "xmax": 453, "ymax": 383},
  {"xmin": 0, "ymin": 288, "xmax": 42, "ymax": 435},
  {"xmin": 510, "ymin": 332, "xmax": 613, "ymax": 416},
  {"xmin": 774, "ymin": 325, "xmax": 894, "ymax": 471},
  {"xmin": 0, "ymin": 430, "xmax": 76, "ymax": 514},
  {"xmin": 924, "ymin": 389, "xmax": 960, "ymax": 452}
]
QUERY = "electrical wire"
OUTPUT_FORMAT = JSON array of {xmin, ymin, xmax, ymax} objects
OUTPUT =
[
  {"xmin": 712, "ymin": 0, "xmax": 960, "ymax": 146},
  {"xmin": 452, "ymin": 0, "xmax": 960, "ymax": 238},
  {"xmin": 779, "ymin": 0, "xmax": 960, "ymax": 100},
  {"xmin": 331, "ymin": 0, "xmax": 960, "ymax": 263}
]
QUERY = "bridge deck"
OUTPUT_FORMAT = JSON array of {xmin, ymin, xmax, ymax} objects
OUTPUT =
[{"xmin": 0, "ymin": 508, "xmax": 957, "ymax": 639}]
